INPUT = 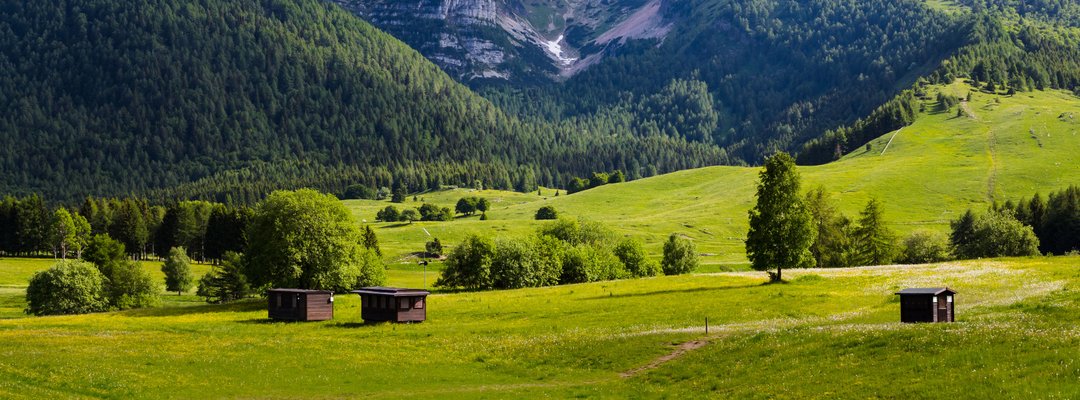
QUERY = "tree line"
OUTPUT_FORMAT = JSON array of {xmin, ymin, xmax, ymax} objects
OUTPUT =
[
  {"xmin": 435, "ymin": 218, "xmax": 698, "ymax": 291},
  {"xmin": 25, "ymin": 189, "xmax": 388, "ymax": 315}
]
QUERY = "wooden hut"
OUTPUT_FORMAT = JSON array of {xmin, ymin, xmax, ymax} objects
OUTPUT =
[
  {"xmin": 351, "ymin": 287, "xmax": 430, "ymax": 323},
  {"xmin": 895, "ymin": 287, "xmax": 956, "ymax": 323},
  {"xmin": 267, "ymin": 289, "xmax": 334, "ymax": 321}
]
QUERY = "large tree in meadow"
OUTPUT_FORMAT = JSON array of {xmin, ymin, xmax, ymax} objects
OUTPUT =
[
  {"xmin": 852, "ymin": 199, "xmax": 899, "ymax": 266},
  {"xmin": 245, "ymin": 189, "xmax": 386, "ymax": 291},
  {"xmin": 746, "ymin": 152, "xmax": 816, "ymax": 282}
]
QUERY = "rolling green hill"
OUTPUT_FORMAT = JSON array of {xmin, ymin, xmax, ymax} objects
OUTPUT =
[{"xmin": 354, "ymin": 83, "xmax": 1080, "ymax": 265}]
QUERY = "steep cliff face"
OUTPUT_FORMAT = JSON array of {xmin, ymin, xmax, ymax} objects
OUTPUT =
[{"xmin": 330, "ymin": 0, "xmax": 672, "ymax": 83}]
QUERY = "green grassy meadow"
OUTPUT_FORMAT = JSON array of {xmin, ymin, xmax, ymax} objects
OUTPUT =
[
  {"xmin": 0, "ymin": 255, "xmax": 1077, "ymax": 398},
  {"xmin": 353, "ymin": 83, "xmax": 1080, "ymax": 266}
]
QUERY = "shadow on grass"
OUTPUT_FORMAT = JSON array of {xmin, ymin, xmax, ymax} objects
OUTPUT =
[
  {"xmin": 124, "ymin": 299, "xmax": 264, "ymax": 318},
  {"xmin": 582, "ymin": 283, "xmax": 763, "ymax": 300}
]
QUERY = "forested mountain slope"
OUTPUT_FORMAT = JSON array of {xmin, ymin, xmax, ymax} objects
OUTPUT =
[
  {"xmin": 0, "ymin": 0, "xmax": 731, "ymax": 203},
  {"xmin": 349, "ymin": 0, "xmax": 1080, "ymax": 163}
]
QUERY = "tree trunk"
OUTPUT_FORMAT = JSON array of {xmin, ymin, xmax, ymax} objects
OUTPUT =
[{"xmin": 776, "ymin": 267, "xmax": 782, "ymax": 282}]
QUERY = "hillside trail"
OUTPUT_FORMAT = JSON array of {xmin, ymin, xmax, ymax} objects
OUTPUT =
[
  {"xmin": 960, "ymin": 100, "xmax": 979, "ymax": 120},
  {"xmin": 620, "ymin": 339, "xmax": 709, "ymax": 378},
  {"xmin": 987, "ymin": 128, "xmax": 998, "ymax": 203}
]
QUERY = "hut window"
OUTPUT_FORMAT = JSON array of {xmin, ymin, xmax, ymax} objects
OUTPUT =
[
  {"xmin": 399, "ymin": 298, "xmax": 409, "ymax": 310},
  {"xmin": 414, "ymin": 298, "xmax": 424, "ymax": 309},
  {"xmin": 276, "ymin": 294, "xmax": 282, "ymax": 308},
  {"xmin": 947, "ymin": 295, "xmax": 953, "ymax": 303}
]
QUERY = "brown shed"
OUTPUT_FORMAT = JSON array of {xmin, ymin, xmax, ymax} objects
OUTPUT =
[
  {"xmin": 896, "ymin": 287, "xmax": 956, "ymax": 323},
  {"xmin": 267, "ymin": 289, "xmax": 334, "ymax": 321},
  {"xmin": 351, "ymin": 287, "xmax": 430, "ymax": 323}
]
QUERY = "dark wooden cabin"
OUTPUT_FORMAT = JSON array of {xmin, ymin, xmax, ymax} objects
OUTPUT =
[
  {"xmin": 896, "ymin": 287, "xmax": 956, "ymax": 323},
  {"xmin": 267, "ymin": 289, "xmax": 334, "ymax": 321},
  {"xmin": 351, "ymin": 287, "xmax": 430, "ymax": 323}
]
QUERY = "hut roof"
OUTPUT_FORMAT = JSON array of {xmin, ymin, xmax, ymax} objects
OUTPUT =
[
  {"xmin": 351, "ymin": 287, "xmax": 431, "ymax": 297},
  {"xmin": 267, "ymin": 288, "xmax": 334, "ymax": 294},
  {"xmin": 895, "ymin": 287, "xmax": 955, "ymax": 295}
]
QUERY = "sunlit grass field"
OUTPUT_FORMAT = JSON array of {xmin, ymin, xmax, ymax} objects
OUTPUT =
[
  {"xmin": 0, "ymin": 255, "xmax": 1077, "ymax": 398},
  {"xmin": 351, "ymin": 83, "xmax": 1080, "ymax": 266}
]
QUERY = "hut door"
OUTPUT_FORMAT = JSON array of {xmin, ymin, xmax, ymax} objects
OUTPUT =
[{"xmin": 937, "ymin": 295, "xmax": 948, "ymax": 322}]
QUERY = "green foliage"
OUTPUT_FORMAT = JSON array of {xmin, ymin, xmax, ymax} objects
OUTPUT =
[
  {"xmin": 661, "ymin": 234, "xmax": 698, "ymax": 276},
  {"xmin": 490, "ymin": 238, "xmax": 561, "ymax": 289},
  {"xmin": 204, "ymin": 206, "xmax": 253, "ymax": 263},
  {"xmin": 435, "ymin": 234, "xmax": 494, "ymax": 290},
  {"xmin": 245, "ymin": 189, "xmax": 386, "ymax": 291},
  {"xmin": 343, "ymin": 185, "xmax": 377, "ymax": 200},
  {"xmin": 377, "ymin": 206, "xmax": 400, "ymax": 222},
  {"xmin": 196, "ymin": 252, "xmax": 251, "ymax": 304},
  {"xmin": 535, "ymin": 206, "xmax": 558, "ymax": 220},
  {"xmin": 805, "ymin": 187, "xmax": 855, "ymax": 268},
  {"xmin": 82, "ymin": 234, "xmax": 127, "ymax": 270},
  {"xmin": 746, "ymin": 153, "xmax": 815, "ymax": 281},
  {"xmin": 852, "ymin": 199, "xmax": 899, "ymax": 266},
  {"xmin": 400, "ymin": 208, "xmax": 421, "ymax": 223},
  {"xmin": 1010, "ymin": 186, "xmax": 1080, "ymax": 254},
  {"xmin": 362, "ymin": 226, "xmax": 382, "ymax": 257},
  {"xmin": 614, "ymin": 238, "xmax": 660, "ymax": 277},
  {"xmin": 105, "ymin": 260, "xmax": 160, "ymax": 310},
  {"xmin": 162, "ymin": 247, "xmax": 194, "ymax": 295},
  {"xmin": 425, "ymin": 238, "xmax": 443, "ymax": 257},
  {"xmin": 455, "ymin": 197, "xmax": 481, "ymax": 216},
  {"xmin": 25, "ymin": 260, "xmax": 108, "ymax": 316},
  {"xmin": 951, "ymin": 209, "xmax": 1041, "ymax": 259},
  {"xmin": 49, "ymin": 209, "xmax": 77, "ymax": 259},
  {"xmin": 899, "ymin": 230, "xmax": 952, "ymax": 264},
  {"xmin": 419, "ymin": 204, "xmax": 453, "ymax": 221},
  {"xmin": 559, "ymin": 244, "xmax": 625, "ymax": 284},
  {"xmin": 538, "ymin": 218, "xmax": 616, "ymax": 246}
]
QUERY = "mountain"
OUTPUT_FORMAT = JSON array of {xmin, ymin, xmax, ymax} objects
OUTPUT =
[
  {"xmin": 339, "ymin": 0, "xmax": 1080, "ymax": 163},
  {"xmin": 0, "ymin": 0, "xmax": 731, "ymax": 202},
  {"xmin": 328, "ymin": 0, "xmax": 672, "ymax": 83}
]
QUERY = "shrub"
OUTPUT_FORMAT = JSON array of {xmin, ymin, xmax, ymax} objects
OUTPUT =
[
  {"xmin": 25, "ymin": 260, "xmax": 108, "ymax": 316},
  {"xmin": 613, "ymin": 238, "xmax": 661, "ymax": 277},
  {"xmin": 662, "ymin": 234, "xmax": 698, "ymax": 275},
  {"xmin": 491, "ymin": 238, "xmax": 554, "ymax": 289},
  {"xmin": 435, "ymin": 234, "xmax": 494, "ymax": 290},
  {"xmin": 376, "ymin": 205, "xmax": 400, "ymax": 222},
  {"xmin": 197, "ymin": 252, "xmax": 251, "ymax": 304},
  {"xmin": 399, "ymin": 208, "xmax": 420, "ymax": 223},
  {"xmin": 535, "ymin": 206, "xmax": 558, "ymax": 220},
  {"xmin": 899, "ymin": 230, "xmax": 951, "ymax": 264},
  {"xmin": 419, "ymin": 203, "xmax": 452, "ymax": 221},
  {"xmin": 425, "ymin": 238, "xmax": 443, "ymax": 257},
  {"xmin": 560, "ymin": 245, "xmax": 625, "ymax": 284},
  {"xmin": 106, "ymin": 260, "xmax": 159, "ymax": 309}
]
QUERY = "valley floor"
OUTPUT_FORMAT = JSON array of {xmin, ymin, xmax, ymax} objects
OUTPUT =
[{"xmin": 0, "ymin": 256, "xmax": 1077, "ymax": 398}]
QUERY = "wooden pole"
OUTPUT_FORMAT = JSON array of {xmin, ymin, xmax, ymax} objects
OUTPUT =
[{"xmin": 706, "ymin": 317, "xmax": 709, "ymax": 335}]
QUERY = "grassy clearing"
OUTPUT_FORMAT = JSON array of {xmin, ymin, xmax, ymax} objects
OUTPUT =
[
  {"xmin": 353, "ymin": 84, "xmax": 1080, "ymax": 266},
  {"xmin": 0, "ymin": 256, "xmax": 1076, "ymax": 398}
]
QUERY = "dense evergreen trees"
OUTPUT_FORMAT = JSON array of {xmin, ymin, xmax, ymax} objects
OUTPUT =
[{"xmin": 0, "ymin": 0, "xmax": 732, "ymax": 202}]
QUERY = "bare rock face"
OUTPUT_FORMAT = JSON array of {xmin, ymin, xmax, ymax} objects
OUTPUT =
[{"xmin": 329, "ymin": 0, "xmax": 673, "ymax": 84}]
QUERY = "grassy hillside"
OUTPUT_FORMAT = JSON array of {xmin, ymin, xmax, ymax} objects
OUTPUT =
[
  {"xmin": 354, "ymin": 83, "xmax": 1080, "ymax": 266},
  {"xmin": 0, "ymin": 255, "xmax": 1076, "ymax": 398}
]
